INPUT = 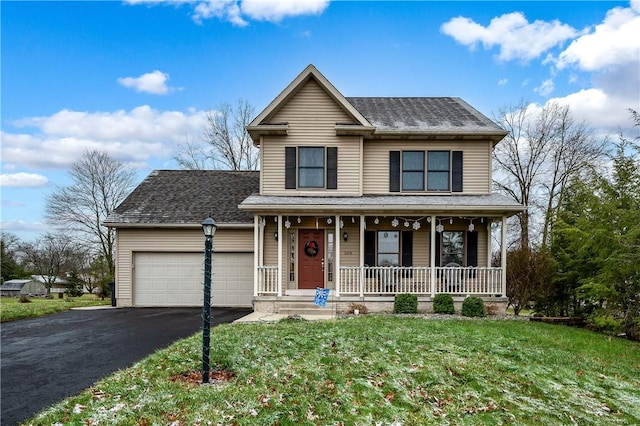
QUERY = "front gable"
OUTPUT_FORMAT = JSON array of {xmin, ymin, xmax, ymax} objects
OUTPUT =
[{"xmin": 247, "ymin": 65, "xmax": 373, "ymax": 144}]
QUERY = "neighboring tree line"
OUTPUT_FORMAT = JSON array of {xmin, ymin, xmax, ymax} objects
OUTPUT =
[
  {"xmin": 496, "ymin": 105, "xmax": 639, "ymax": 340},
  {"xmin": 2, "ymin": 150, "xmax": 136, "ymax": 298}
]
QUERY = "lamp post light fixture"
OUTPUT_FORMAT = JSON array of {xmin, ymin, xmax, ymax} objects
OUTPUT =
[{"xmin": 201, "ymin": 216, "xmax": 217, "ymax": 384}]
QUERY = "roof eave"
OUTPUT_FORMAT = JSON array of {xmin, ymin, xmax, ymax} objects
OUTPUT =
[
  {"xmin": 102, "ymin": 222, "xmax": 254, "ymax": 229},
  {"xmin": 368, "ymin": 129, "xmax": 508, "ymax": 142}
]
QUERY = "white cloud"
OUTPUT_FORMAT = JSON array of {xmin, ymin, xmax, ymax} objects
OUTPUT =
[
  {"xmin": 497, "ymin": 78, "xmax": 508, "ymax": 86},
  {"xmin": 535, "ymin": 79, "xmax": 555, "ymax": 97},
  {"xmin": 532, "ymin": 88, "xmax": 634, "ymax": 134},
  {"xmin": 118, "ymin": 70, "xmax": 178, "ymax": 94},
  {"xmin": 0, "ymin": 219, "xmax": 48, "ymax": 234},
  {"xmin": 557, "ymin": 3, "xmax": 640, "ymax": 71},
  {"xmin": 2, "ymin": 106, "xmax": 208, "ymax": 170},
  {"xmin": 0, "ymin": 173, "xmax": 49, "ymax": 188},
  {"xmin": 241, "ymin": 0, "xmax": 328, "ymax": 22},
  {"xmin": 441, "ymin": 12, "xmax": 577, "ymax": 61},
  {"xmin": 124, "ymin": 0, "xmax": 329, "ymax": 26}
]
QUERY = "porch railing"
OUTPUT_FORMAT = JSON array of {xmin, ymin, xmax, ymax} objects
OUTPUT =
[
  {"xmin": 257, "ymin": 266, "xmax": 278, "ymax": 295},
  {"xmin": 256, "ymin": 265, "xmax": 503, "ymax": 296},
  {"xmin": 340, "ymin": 266, "xmax": 503, "ymax": 296}
]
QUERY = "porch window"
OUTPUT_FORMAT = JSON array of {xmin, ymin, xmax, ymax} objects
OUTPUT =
[
  {"xmin": 365, "ymin": 230, "xmax": 413, "ymax": 268},
  {"xmin": 427, "ymin": 151, "xmax": 450, "ymax": 191},
  {"xmin": 377, "ymin": 231, "xmax": 400, "ymax": 266},
  {"xmin": 441, "ymin": 231, "xmax": 464, "ymax": 265}
]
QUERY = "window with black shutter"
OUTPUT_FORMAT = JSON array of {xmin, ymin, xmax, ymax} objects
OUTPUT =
[{"xmin": 285, "ymin": 146, "xmax": 337, "ymax": 190}]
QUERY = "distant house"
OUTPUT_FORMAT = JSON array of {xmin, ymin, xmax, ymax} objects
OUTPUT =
[
  {"xmin": 31, "ymin": 275, "xmax": 68, "ymax": 295},
  {"xmin": 105, "ymin": 65, "xmax": 524, "ymax": 313},
  {"xmin": 0, "ymin": 279, "xmax": 47, "ymax": 297}
]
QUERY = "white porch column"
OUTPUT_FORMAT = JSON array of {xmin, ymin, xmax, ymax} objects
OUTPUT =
[
  {"xmin": 277, "ymin": 215, "xmax": 283, "ymax": 297},
  {"xmin": 487, "ymin": 218, "xmax": 492, "ymax": 267},
  {"xmin": 430, "ymin": 215, "xmax": 437, "ymax": 297},
  {"xmin": 501, "ymin": 215, "xmax": 507, "ymax": 296},
  {"xmin": 334, "ymin": 215, "xmax": 341, "ymax": 297},
  {"xmin": 253, "ymin": 215, "xmax": 260, "ymax": 297},
  {"xmin": 359, "ymin": 215, "xmax": 365, "ymax": 297}
]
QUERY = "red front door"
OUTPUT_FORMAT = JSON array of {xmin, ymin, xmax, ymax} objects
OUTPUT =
[{"xmin": 298, "ymin": 229, "xmax": 324, "ymax": 289}]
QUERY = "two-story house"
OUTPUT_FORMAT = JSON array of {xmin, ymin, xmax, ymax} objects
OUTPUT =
[{"xmin": 105, "ymin": 65, "xmax": 523, "ymax": 313}]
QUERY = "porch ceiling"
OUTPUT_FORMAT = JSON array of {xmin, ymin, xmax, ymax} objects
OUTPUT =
[{"xmin": 239, "ymin": 193, "xmax": 524, "ymax": 216}]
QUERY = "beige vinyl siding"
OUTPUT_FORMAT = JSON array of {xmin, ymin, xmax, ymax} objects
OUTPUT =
[
  {"xmin": 363, "ymin": 140, "xmax": 492, "ymax": 194},
  {"xmin": 115, "ymin": 228, "xmax": 253, "ymax": 306},
  {"xmin": 261, "ymin": 79, "xmax": 361, "ymax": 196},
  {"xmin": 476, "ymin": 225, "xmax": 488, "ymax": 268}
]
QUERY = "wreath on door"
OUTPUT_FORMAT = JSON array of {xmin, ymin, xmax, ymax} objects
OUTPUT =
[{"xmin": 304, "ymin": 240, "xmax": 319, "ymax": 257}]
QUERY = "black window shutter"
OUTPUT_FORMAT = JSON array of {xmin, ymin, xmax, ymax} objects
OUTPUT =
[
  {"xmin": 285, "ymin": 147, "xmax": 296, "ymax": 189},
  {"xmin": 401, "ymin": 231, "xmax": 413, "ymax": 267},
  {"xmin": 467, "ymin": 230, "xmax": 478, "ymax": 267},
  {"xmin": 364, "ymin": 231, "xmax": 376, "ymax": 271},
  {"xmin": 402, "ymin": 231, "xmax": 413, "ymax": 278},
  {"xmin": 327, "ymin": 147, "xmax": 337, "ymax": 189},
  {"xmin": 452, "ymin": 151, "xmax": 463, "ymax": 192},
  {"xmin": 389, "ymin": 151, "xmax": 400, "ymax": 192}
]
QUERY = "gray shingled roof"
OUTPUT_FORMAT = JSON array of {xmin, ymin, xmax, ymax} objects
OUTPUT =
[
  {"xmin": 240, "ymin": 194, "xmax": 524, "ymax": 214},
  {"xmin": 104, "ymin": 170, "xmax": 259, "ymax": 226},
  {"xmin": 346, "ymin": 97, "xmax": 504, "ymax": 134}
]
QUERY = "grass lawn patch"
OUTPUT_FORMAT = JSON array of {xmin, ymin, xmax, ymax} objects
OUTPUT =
[
  {"xmin": 27, "ymin": 316, "xmax": 640, "ymax": 425},
  {"xmin": 0, "ymin": 294, "xmax": 111, "ymax": 322}
]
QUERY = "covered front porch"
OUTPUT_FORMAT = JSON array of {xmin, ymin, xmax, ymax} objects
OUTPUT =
[{"xmin": 238, "ymin": 194, "xmax": 523, "ymax": 314}]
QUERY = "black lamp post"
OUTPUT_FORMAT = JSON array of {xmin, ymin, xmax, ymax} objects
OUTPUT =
[{"xmin": 201, "ymin": 216, "xmax": 217, "ymax": 384}]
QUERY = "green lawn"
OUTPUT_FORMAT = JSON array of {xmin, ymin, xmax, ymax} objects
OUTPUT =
[
  {"xmin": 27, "ymin": 316, "xmax": 640, "ymax": 425},
  {"xmin": 0, "ymin": 294, "xmax": 111, "ymax": 322}
]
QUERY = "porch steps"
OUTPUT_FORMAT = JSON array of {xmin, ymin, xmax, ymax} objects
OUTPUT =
[{"xmin": 276, "ymin": 300, "xmax": 336, "ymax": 317}]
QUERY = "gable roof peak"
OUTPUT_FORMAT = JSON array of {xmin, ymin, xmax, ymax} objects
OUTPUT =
[{"xmin": 247, "ymin": 65, "xmax": 372, "ymax": 142}]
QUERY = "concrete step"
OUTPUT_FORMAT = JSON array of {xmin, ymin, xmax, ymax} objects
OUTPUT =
[
  {"xmin": 278, "ymin": 307, "xmax": 335, "ymax": 316},
  {"xmin": 276, "ymin": 301, "xmax": 335, "ymax": 316}
]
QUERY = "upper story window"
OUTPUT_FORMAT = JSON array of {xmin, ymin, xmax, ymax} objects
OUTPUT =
[
  {"xmin": 402, "ymin": 151, "xmax": 425, "ymax": 191},
  {"xmin": 285, "ymin": 146, "xmax": 337, "ymax": 190},
  {"xmin": 427, "ymin": 151, "xmax": 450, "ymax": 191},
  {"xmin": 390, "ymin": 150, "xmax": 463, "ymax": 193},
  {"xmin": 299, "ymin": 147, "xmax": 325, "ymax": 188}
]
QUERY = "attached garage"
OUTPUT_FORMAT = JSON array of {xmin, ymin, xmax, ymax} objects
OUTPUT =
[{"xmin": 133, "ymin": 252, "xmax": 254, "ymax": 307}]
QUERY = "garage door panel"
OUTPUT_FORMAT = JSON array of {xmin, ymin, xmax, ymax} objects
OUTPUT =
[{"xmin": 134, "ymin": 252, "xmax": 253, "ymax": 307}]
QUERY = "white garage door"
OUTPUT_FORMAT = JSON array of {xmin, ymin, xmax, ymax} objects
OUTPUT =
[{"xmin": 133, "ymin": 252, "xmax": 253, "ymax": 307}]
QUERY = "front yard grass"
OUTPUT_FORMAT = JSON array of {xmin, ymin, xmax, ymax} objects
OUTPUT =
[
  {"xmin": 27, "ymin": 316, "xmax": 640, "ymax": 425},
  {"xmin": 0, "ymin": 294, "xmax": 111, "ymax": 322}
]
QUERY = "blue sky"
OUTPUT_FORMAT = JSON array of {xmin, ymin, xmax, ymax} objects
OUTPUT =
[{"xmin": 2, "ymin": 0, "xmax": 639, "ymax": 242}]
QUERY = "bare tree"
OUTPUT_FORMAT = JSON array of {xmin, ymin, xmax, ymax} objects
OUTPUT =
[
  {"xmin": 20, "ymin": 233, "xmax": 75, "ymax": 295},
  {"xmin": 539, "ymin": 104, "xmax": 607, "ymax": 246},
  {"xmin": 493, "ymin": 101, "xmax": 605, "ymax": 248},
  {"xmin": 175, "ymin": 99, "xmax": 258, "ymax": 170},
  {"xmin": 45, "ymin": 150, "xmax": 137, "ymax": 277},
  {"xmin": 493, "ymin": 101, "xmax": 553, "ymax": 248}
]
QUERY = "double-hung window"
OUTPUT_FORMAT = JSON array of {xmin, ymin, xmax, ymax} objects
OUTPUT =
[
  {"xmin": 427, "ymin": 151, "xmax": 450, "ymax": 191},
  {"xmin": 390, "ymin": 150, "xmax": 463, "ymax": 193},
  {"xmin": 299, "ymin": 147, "xmax": 325, "ymax": 188},
  {"xmin": 285, "ymin": 146, "xmax": 338, "ymax": 190},
  {"xmin": 402, "ymin": 151, "xmax": 425, "ymax": 191}
]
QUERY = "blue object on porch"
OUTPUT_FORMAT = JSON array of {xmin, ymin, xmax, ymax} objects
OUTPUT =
[{"xmin": 314, "ymin": 288, "xmax": 330, "ymax": 307}]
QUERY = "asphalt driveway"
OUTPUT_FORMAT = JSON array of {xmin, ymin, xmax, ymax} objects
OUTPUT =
[{"xmin": 1, "ymin": 307, "xmax": 250, "ymax": 426}]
